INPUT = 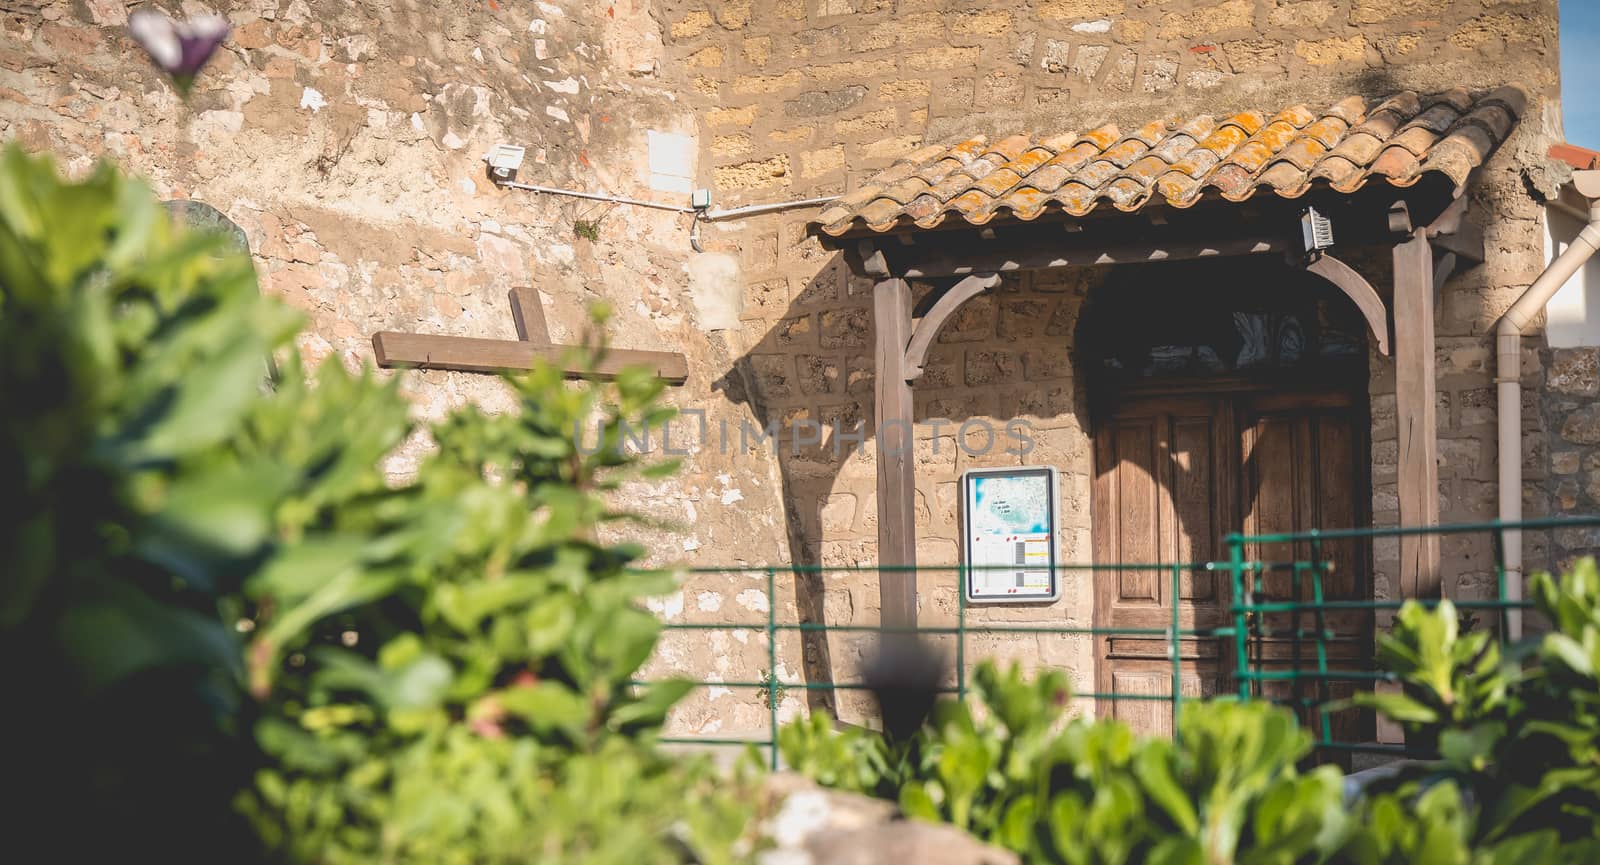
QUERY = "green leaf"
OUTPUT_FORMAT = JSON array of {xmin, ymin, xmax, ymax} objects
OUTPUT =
[
  {"xmin": 136, "ymin": 463, "xmax": 292, "ymax": 590},
  {"xmin": 57, "ymin": 578, "xmax": 241, "ymax": 693},
  {"xmin": 497, "ymin": 681, "xmax": 592, "ymax": 739},
  {"xmin": 899, "ymin": 781, "xmax": 942, "ymax": 823},
  {"xmin": 1133, "ymin": 742, "xmax": 1197, "ymax": 835},
  {"xmin": 608, "ymin": 678, "xmax": 694, "ymax": 734},
  {"xmin": 1351, "ymin": 691, "xmax": 1441, "ymax": 724}
]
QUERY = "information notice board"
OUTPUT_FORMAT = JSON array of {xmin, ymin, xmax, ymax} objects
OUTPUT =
[{"xmin": 959, "ymin": 466, "xmax": 1060, "ymax": 603}]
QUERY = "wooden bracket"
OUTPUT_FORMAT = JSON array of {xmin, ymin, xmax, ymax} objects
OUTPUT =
[
  {"xmin": 1305, "ymin": 254, "xmax": 1390, "ymax": 357},
  {"xmin": 1387, "ymin": 200, "xmax": 1413, "ymax": 235},
  {"xmin": 1433, "ymin": 251, "xmax": 1459, "ymax": 300},
  {"xmin": 904, "ymin": 273, "xmax": 1002, "ymax": 380},
  {"xmin": 371, "ymin": 287, "xmax": 689, "ymax": 385}
]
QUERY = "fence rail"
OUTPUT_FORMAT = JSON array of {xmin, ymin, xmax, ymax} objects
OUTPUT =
[{"xmin": 638, "ymin": 517, "xmax": 1598, "ymax": 769}]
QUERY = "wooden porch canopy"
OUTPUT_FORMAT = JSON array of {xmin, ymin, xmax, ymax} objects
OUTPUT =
[{"xmin": 809, "ymin": 86, "xmax": 1528, "ymax": 628}]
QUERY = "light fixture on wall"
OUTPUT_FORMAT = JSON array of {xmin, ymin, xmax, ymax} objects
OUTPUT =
[
  {"xmin": 484, "ymin": 144, "xmax": 526, "ymax": 183},
  {"xmin": 1301, "ymin": 206, "xmax": 1334, "ymax": 254}
]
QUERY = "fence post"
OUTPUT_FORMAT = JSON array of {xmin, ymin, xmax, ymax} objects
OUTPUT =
[
  {"xmin": 1229, "ymin": 535, "xmax": 1250, "ymax": 701},
  {"xmin": 1170, "ymin": 562, "xmax": 1182, "ymax": 742},
  {"xmin": 956, "ymin": 562, "xmax": 967, "ymax": 701},
  {"xmin": 1309, "ymin": 533, "xmax": 1332, "ymax": 747},
  {"xmin": 767, "ymin": 566, "xmax": 778, "ymax": 771},
  {"xmin": 1491, "ymin": 527, "xmax": 1509, "ymax": 647}
]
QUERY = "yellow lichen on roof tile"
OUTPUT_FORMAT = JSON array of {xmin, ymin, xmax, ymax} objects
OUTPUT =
[{"xmin": 813, "ymin": 87, "xmax": 1528, "ymax": 238}]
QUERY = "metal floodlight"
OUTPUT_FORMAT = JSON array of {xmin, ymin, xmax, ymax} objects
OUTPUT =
[
  {"xmin": 484, "ymin": 144, "xmax": 526, "ymax": 182},
  {"xmin": 1301, "ymin": 206, "xmax": 1334, "ymax": 253}
]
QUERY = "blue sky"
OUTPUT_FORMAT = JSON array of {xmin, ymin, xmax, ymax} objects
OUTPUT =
[{"xmin": 1564, "ymin": 0, "xmax": 1600, "ymax": 145}]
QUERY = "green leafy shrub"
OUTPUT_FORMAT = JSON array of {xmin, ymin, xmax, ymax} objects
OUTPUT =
[
  {"xmin": 0, "ymin": 146, "xmax": 753, "ymax": 865},
  {"xmin": 1351, "ymin": 561, "xmax": 1600, "ymax": 851},
  {"xmin": 781, "ymin": 662, "xmax": 1350, "ymax": 865}
]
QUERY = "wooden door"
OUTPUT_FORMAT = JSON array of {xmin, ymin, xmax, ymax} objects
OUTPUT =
[
  {"xmin": 1091, "ymin": 395, "xmax": 1236, "ymax": 736},
  {"xmin": 1091, "ymin": 388, "xmax": 1368, "ymax": 738},
  {"xmin": 1237, "ymin": 391, "xmax": 1370, "ymax": 744}
]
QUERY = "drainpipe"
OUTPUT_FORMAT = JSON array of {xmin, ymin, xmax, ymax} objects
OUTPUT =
[{"xmin": 1497, "ymin": 170, "xmax": 1600, "ymax": 638}]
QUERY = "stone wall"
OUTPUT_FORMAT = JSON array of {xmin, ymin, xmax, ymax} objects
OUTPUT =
[
  {"xmin": 1545, "ymin": 345, "xmax": 1600, "ymax": 565},
  {"xmin": 1, "ymin": 0, "xmax": 1573, "ymax": 738}
]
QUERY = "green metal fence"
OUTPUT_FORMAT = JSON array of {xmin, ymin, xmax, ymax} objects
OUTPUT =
[{"xmin": 639, "ymin": 517, "xmax": 1598, "ymax": 769}]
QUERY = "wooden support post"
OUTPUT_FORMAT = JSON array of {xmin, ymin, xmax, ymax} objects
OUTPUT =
[
  {"xmin": 1392, "ymin": 228, "xmax": 1442, "ymax": 598},
  {"xmin": 510, "ymin": 286, "xmax": 551, "ymax": 343},
  {"xmin": 873, "ymin": 277, "xmax": 918, "ymax": 628}
]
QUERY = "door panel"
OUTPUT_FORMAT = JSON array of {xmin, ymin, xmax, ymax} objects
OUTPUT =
[
  {"xmin": 1239, "ymin": 393, "xmax": 1370, "ymax": 746},
  {"xmin": 1092, "ymin": 397, "xmax": 1234, "ymax": 728}
]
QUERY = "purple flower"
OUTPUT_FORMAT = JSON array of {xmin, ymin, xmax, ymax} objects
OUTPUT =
[{"xmin": 128, "ymin": 10, "xmax": 230, "ymax": 96}]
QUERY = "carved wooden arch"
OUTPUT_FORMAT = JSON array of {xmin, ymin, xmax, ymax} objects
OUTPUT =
[
  {"xmin": 904, "ymin": 273, "xmax": 1001, "ymax": 381},
  {"xmin": 1304, "ymin": 253, "xmax": 1391, "ymax": 357}
]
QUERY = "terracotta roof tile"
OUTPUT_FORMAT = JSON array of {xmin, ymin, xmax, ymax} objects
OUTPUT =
[
  {"xmin": 1549, "ymin": 142, "xmax": 1600, "ymax": 170},
  {"xmin": 812, "ymin": 87, "xmax": 1530, "ymax": 237},
  {"xmin": 1076, "ymin": 124, "xmax": 1122, "ymax": 149},
  {"xmin": 1327, "ymin": 131, "xmax": 1386, "ymax": 167}
]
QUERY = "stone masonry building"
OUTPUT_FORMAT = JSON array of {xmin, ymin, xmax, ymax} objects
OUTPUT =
[{"xmin": 1, "ymin": 0, "xmax": 1589, "ymax": 739}]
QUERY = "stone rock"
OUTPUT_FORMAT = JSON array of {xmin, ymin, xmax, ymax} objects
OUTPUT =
[
  {"xmin": 1548, "ymin": 348, "xmax": 1599, "ymax": 397},
  {"xmin": 807, "ymin": 822, "xmax": 1021, "ymax": 865},
  {"xmin": 1562, "ymin": 405, "xmax": 1600, "ymax": 445},
  {"xmin": 757, "ymin": 774, "xmax": 1018, "ymax": 865}
]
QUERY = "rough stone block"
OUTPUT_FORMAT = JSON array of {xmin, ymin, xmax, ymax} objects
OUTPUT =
[
  {"xmin": 671, "ymin": 10, "xmax": 714, "ymax": 39},
  {"xmin": 1041, "ymin": 39, "xmax": 1072, "ymax": 73},
  {"xmin": 1225, "ymin": 39, "xmax": 1283, "ymax": 72},
  {"xmin": 937, "ymin": 295, "xmax": 996, "ymax": 342},
  {"xmin": 1158, "ymin": 0, "xmax": 1253, "ymax": 40},
  {"xmin": 1562, "ymin": 405, "xmax": 1600, "ymax": 445},
  {"xmin": 777, "ymin": 313, "xmax": 817, "ymax": 347},
  {"xmin": 834, "ymin": 108, "xmax": 896, "ymax": 135},
  {"xmin": 860, "ymin": 135, "xmax": 920, "ymax": 159},
  {"xmin": 1351, "ymin": 0, "xmax": 1446, "ymax": 25},
  {"xmin": 906, "ymin": 46, "xmax": 983, "ymax": 71},
  {"xmin": 1438, "ymin": 437, "xmax": 1486, "ymax": 479},
  {"xmin": 1548, "ymin": 348, "xmax": 1599, "ymax": 396},
  {"xmin": 964, "ymin": 349, "xmax": 1021, "ymax": 386},
  {"xmin": 1267, "ymin": 0, "xmax": 1335, "ymax": 27},
  {"xmin": 1294, "ymin": 35, "xmax": 1369, "ymax": 66},
  {"xmin": 1141, "ymin": 56, "xmax": 1179, "ymax": 92},
  {"xmin": 1038, "ymin": 0, "xmax": 1128, "ymax": 20},
  {"xmin": 819, "ymin": 308, "xmax": 868, "ymax": 349},
  {"xmin": 802, "ymin": 144, "xmax": 848, "ymax": 178},
  {"xmin": 785, "ymin": 85, "xmax": 868, "ymax": 117},
  {"xmin": 978, "ymin": 72, "xmax": 1023, "ymax": 106},
  {"xmin": 953, "ymin": 10, "xmax": 1012, "ymax": 39},
  {"xmin": 714, "ymin": 154, "xmax": 792, "ymax": 190},
  {"xmin": 711, "ymin": 132, "xmax": 751, "ymax": 157}
]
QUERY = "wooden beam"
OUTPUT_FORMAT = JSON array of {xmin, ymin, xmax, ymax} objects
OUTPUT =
[
  {"xmin": 887, "ymin": 236, "xmax": 1292, "ymax": 279},
  {"xmin": 904, "ymin": 274, "xmax": 1001, "ymax": 379},
  {"xmin": 1306, "ymin": 254, "xmax": 1391, "ymax": 357},
  {"xmin": 1392, "ymin": 228, "xmax": 1442, "ymax": 598},
  {"xmin": 372, "ymin": 331, "xmax": 689, "ymax": 384},
  {"xmin": 510, "ymin": 286, "xmax": 551, "ymax": 343},
  {"xmin": 1429, "ymin": 225, "xmax": 1484, "ymax": 264},
  {"xmin": 873, "ymin": 277, "xmax": 918, "ymax": 628}
]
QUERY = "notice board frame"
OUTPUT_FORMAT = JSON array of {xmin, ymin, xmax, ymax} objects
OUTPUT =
[{"xmin": 959, "ymin": 465, "xmax": 1060, "ymax": 605}]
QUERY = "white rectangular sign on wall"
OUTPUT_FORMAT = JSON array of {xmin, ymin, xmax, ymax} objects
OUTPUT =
[{"xmin": 960, "ymin": 466, "xmax": 1060, "ymax": 604}]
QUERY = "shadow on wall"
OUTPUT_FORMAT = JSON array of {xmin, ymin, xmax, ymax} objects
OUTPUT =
[
  {"xmin": 711, "ymin": 251, "xmax": 874, "ymax": 716},
  {"xmin": 710, "ymin": 248, "xmax": 1099, "ymax": 715}
]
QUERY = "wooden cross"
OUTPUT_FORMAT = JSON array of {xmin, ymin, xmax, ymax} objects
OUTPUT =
[{"xmin": 371, "ymin": 286, "xmax": 689, "ymax": 385}]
